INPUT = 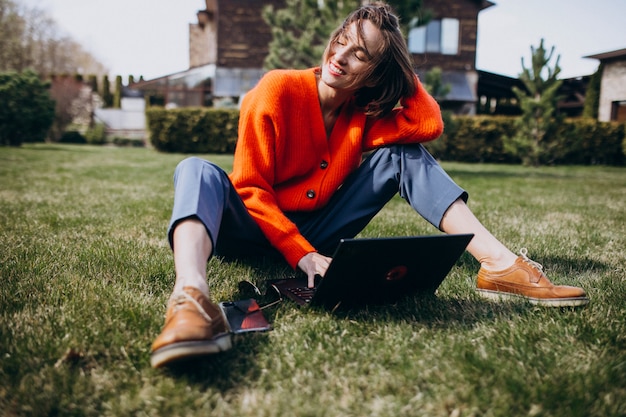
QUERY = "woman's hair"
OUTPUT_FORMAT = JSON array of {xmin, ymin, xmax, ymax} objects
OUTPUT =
[{"xmin": 322, "ymin": 2, "xmax": 416, "ymax": 118}]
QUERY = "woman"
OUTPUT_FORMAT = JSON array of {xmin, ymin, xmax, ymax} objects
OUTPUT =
[{"xmin": 150, "ymin": 2, "xmax": 588, "ymax": 368}]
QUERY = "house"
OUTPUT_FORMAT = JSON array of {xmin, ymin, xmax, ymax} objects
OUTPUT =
[
  {"xmin": 409, "ymin": 0, "xmax": 495, "ymax": 114},
  {"xmin": 133, "ymin": 0, "xmax": 619, "ymax": 119},
  {"xmin": 584, "ymin": 48, "xmax": 626, "ymax": 122},
  {"xmin": 557, "ymin": 75, "xmax": 591, "ymax": 118},
  {"xmin": 94, "ymin": 88, "xmax": 147, "ymax": 140},
  {"xmin": 132, "ymin": 0, "xmax": 284, "ymax": 108},
  {"xmin": 474, "ymin": 70, "xmax": 527, "ymax": 115},
  {"xmin": 132, "ymin": 0, "xmax": 497, "ymax": 114}
]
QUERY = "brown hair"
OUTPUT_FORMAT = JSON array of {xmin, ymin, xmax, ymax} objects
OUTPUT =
[{"xmin": 322, "ymin": 2, "xmax": 416, "ymax": 118}]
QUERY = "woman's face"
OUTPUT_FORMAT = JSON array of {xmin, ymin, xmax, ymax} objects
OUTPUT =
[{"xmin": 320, "ymin": 19, "xmax": 384, "ymax": 93}]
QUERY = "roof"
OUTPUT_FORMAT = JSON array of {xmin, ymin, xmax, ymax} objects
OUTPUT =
[
  {"xmin": 584, "ymin": 48, "xmax": 626, "ymax": 61},
  {"xmin": 480, "ymin": 1, "xmax": 496, "ymax": 11},
  {"xmin": 477, "ymin": 70, "xmax": 526, "ymax": 98},
  {"xmin": 442, "ymin": 71, "xmax": 477, "ymax": 102},
  {"xmin": 415, "ymin": 69, "xmax": 477, "ymax": 102}
]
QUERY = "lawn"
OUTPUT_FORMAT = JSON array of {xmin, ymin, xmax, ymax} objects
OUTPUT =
[{"xmin": 1, "ymin": 144, "xmax": 624, "ymax": 417}]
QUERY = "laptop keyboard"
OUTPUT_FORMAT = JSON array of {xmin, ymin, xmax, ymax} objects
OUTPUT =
[{"xmin": 286, "ymin": 286, "xmax": 316, "ymax": 303}]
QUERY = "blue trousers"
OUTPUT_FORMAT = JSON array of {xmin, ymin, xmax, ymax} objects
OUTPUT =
[{"xmin": 168, "ymin": 144, "xmax": 468, "ymax": 261}]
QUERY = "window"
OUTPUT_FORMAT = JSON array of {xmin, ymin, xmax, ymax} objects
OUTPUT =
[
  {"xmin": 611, "ymin": 100, "xmax": 626, "ymax": 122},
  {"xmin": 425, "ymin": 20, "xmax": 441, "ymax": 53},
  {"xmin": 408, "ymin": 18, "xmax": 459, "ymax": 55},
  {"xmin": 441, "ymin": 18, "xmax": 460, "ymax": 55}
]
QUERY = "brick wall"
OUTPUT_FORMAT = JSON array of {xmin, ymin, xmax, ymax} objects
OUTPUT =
[
  {"xmin": 217, "ymin": 0, "xmax": 285, "ymax": 68},
  {"xmin": 189, "ymin": 17, "xmax": 217, "ymax": 67}
]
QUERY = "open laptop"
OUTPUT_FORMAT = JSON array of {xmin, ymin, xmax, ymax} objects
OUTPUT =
[{"xmin": 269, "ymin": 233, "xmax": 474, "ymax": 311}]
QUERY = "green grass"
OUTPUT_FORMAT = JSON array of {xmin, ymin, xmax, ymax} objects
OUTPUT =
[{"xmin": 1, "ymin": 144, "xmax": 625, "ymax": 417}]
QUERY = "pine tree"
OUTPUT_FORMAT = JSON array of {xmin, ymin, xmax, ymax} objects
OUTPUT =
[
  {"xmin": 505, "ymin": 39, "xmax": 564, "ymax": 166},
  {"xmin": 101, "ymin": 75, "xmax": 113, "ymax": 108},
  {"xmin": 263, "ymin": 0, "xmax": 425, "ymax": 70},
  {"xmin": 113, "ymin": 75, "xmax": 123, "ymax": 108},
  {"xmin": 87, "ymin": 74, "xmax": 98, "ymax": 94},
  {"xmin": 387, "ymin": 0, "xmax": 427, "ymax": 34},
  {"xmin": 263, "ymin": 0, "xmax": 363, "ymax": 70}
]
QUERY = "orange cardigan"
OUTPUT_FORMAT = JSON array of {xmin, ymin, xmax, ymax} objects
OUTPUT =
[{"xmin": 229, "ymin": 68, "xmax": 443, "ymax": 268}]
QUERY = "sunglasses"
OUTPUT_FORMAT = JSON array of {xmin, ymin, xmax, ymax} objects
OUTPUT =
[{"xmin": 237, "ymin": 280, "xmax": 283, "ymax": 311}]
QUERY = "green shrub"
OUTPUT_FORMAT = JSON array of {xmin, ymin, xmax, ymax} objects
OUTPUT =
[
  {"xmin": 557, "ymin": 118, "xmax": 625, "ymax": 165},
  {"xmin": 147, "ymin": 107, "xmax": 238, "ymax": 153},
  {"xmin": 84, "ymin": 123, "xmax": 107, "ymax": 145},
  {"xmin": 58, "ymin": 130, "xmax": 86, "ymax": 144},
  {"xmin": 426, "ymin": 116, "xmax": 519, "ymax": 164},
  {"xmin": 112, "ymin": 137, "xmax": 145, "ymax": 147},
  {"xmin": 0, "ymin": 70, "xmax": 55, "ymax": 146}
]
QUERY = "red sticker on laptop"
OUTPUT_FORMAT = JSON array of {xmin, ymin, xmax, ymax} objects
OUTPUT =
[{"xmin": 385, "ymin": 265, "xmax": 408, "ymax": 281}]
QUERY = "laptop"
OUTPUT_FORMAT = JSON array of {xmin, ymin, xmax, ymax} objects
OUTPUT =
[{"xmin": 269, "ymin": 233, "xmax": 474, "ymax": 311}]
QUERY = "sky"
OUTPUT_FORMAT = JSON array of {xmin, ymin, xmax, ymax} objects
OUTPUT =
[{"xmin": 20, "ymin": 0, "xmax": 626, "ymax": 80}]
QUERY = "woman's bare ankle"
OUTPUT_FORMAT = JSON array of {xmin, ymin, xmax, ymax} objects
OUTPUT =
[
  {"xmin": 478, "ymin": 250, "xmax": 518, "ymax": 272},
  {"xmin": 173, "ymin": 276, "xmax": 209, "ymax": 296}
]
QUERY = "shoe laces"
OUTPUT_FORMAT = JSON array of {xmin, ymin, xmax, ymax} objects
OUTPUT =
[
  {"xmin": 519, "ymin": 248, "xmax": 544, "ymax": 283},
  {"xmin": 168, "ymin": 291, "xmax": 213, "ymax": 323}
]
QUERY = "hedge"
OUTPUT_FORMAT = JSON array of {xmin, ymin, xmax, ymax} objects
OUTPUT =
[
  {"xmin": 425, "ymin": 115, "xmax": 519, "ymax": 163},
  {"xmin": 146, "ymin": 108, "xmax": 625, "ymax": 166},
  {"xmin": 147, "ymin": 107, "xmax": 238, "ymax": 153},
  {"xmin": 427, "ymin": 116, "xmax": 625, "ymax": 165}
]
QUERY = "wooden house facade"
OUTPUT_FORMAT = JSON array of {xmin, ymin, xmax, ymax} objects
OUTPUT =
[
  {"xmin": 132, "ymin": 0, "xmax": 534, "ymax": 116},
  {"xmin": 409, "ymin": 0, "xmax": 494, "ymax": 114}
]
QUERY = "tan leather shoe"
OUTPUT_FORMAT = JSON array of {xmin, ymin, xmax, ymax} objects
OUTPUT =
[
  {"xmin": 476, "ymin": 249, "xmax": 589, "ymax": 307},
  {"xmin": 150, "ymin": 286, "xmax": 232, "ymax": 368}
]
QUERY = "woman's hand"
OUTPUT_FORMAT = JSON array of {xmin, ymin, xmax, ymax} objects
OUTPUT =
[{"xmin": 297, "ymin": 252, "xmax": 332, "ymax": 288}]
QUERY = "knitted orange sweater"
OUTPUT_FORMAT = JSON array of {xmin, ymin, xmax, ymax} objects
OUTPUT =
[{"xmin": 229, "ymin": 68, "xmax": 443, "ymax": 268}]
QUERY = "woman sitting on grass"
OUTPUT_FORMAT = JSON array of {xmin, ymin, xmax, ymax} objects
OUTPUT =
[{"xmin": 150, "ymin": 2, "xmax": 588, "ymax": 368}]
